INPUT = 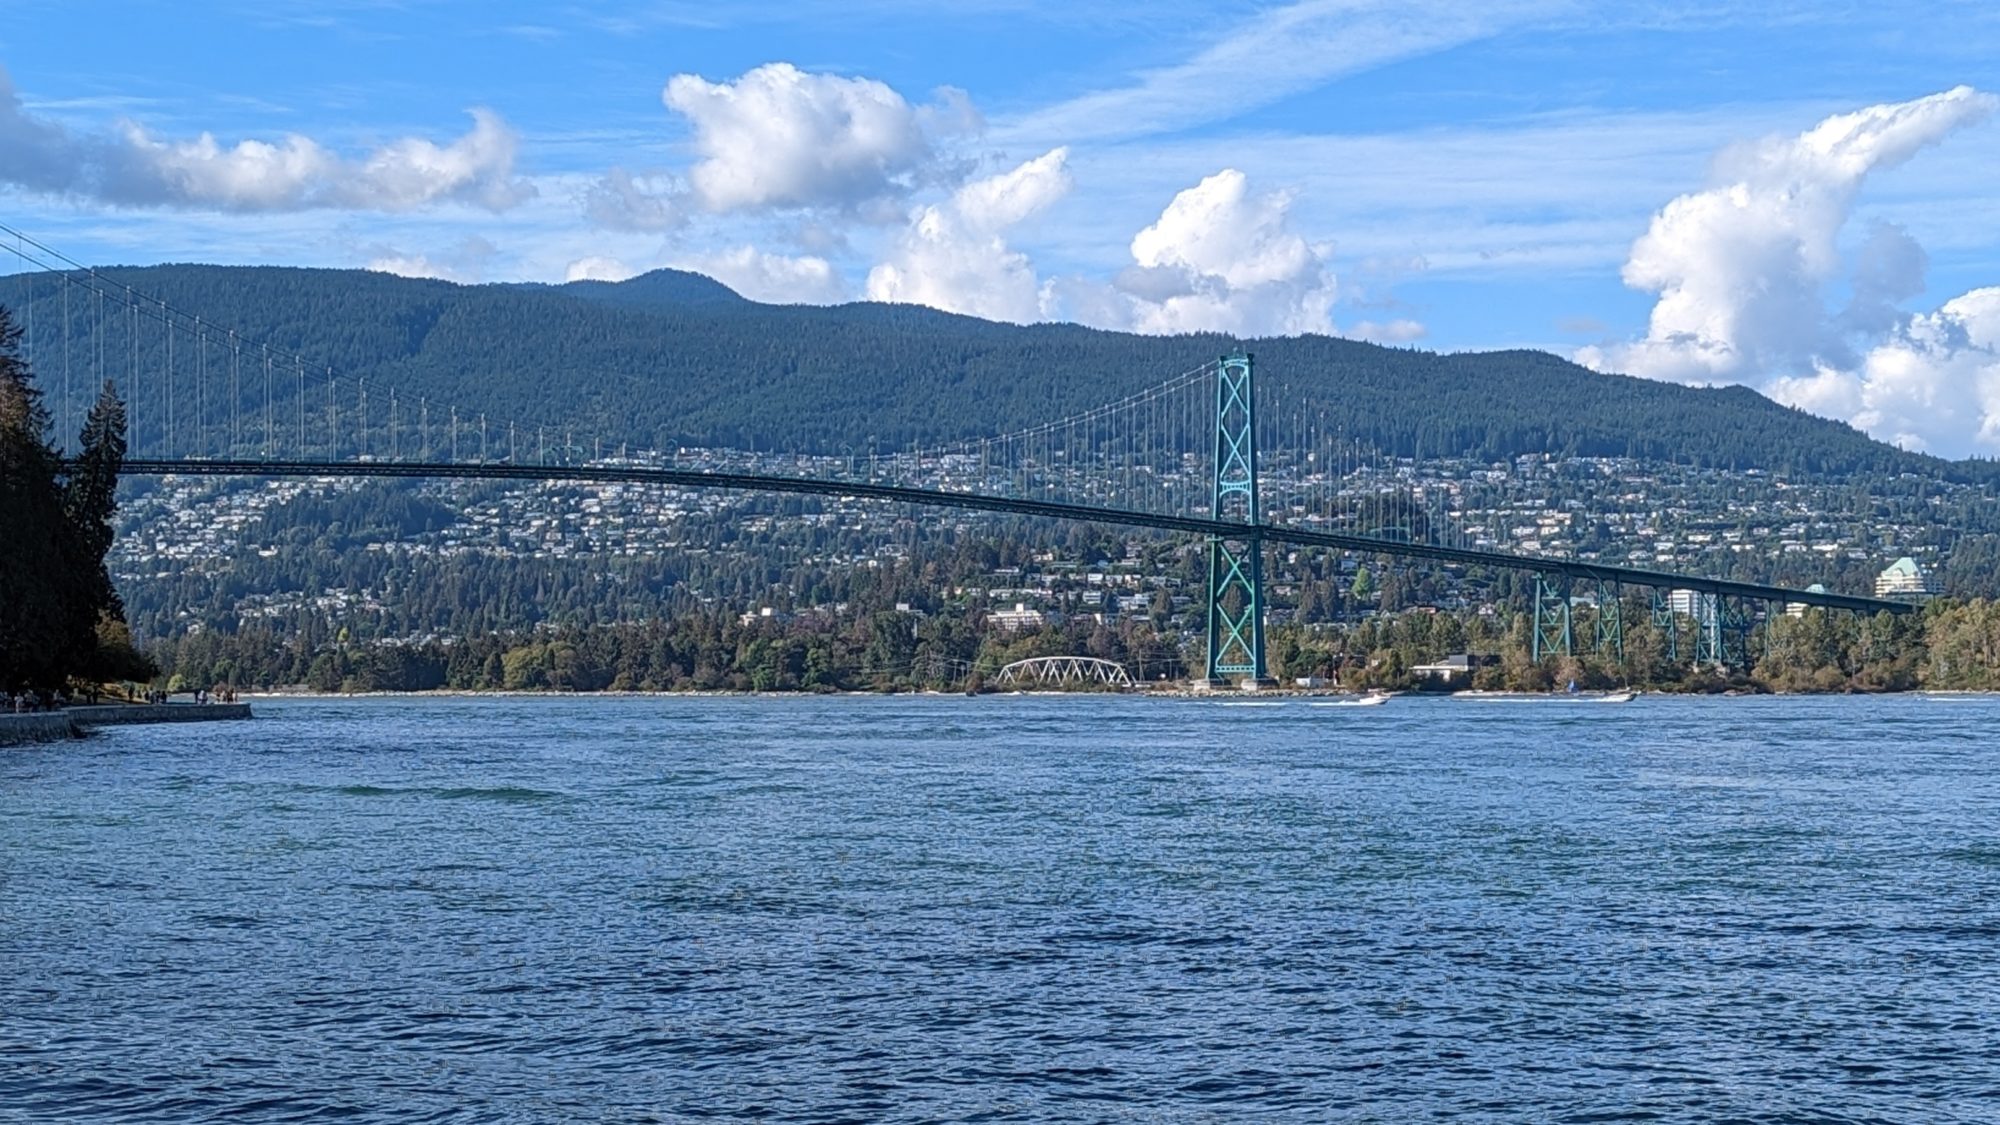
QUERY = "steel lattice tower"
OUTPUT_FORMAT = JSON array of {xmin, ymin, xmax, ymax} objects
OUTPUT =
[
  {"xmin": 1532, "ymin": 574, "xmax": 1573, "ymax": 662},
  {"xmin": 1204, "ymin": 352, "xmax": 1269, "ymax": 684}
]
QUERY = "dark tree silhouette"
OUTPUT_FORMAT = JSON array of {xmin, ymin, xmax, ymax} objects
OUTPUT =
[{"xmin": 0, "ymin": 305, "xmax": 144, "ymax": 692}]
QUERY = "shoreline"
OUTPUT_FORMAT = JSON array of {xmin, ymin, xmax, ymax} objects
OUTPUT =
[
  {"xmin": 0, "ymin": 702, "xmax": 252, "ymax": 746},
  {"xmin": 236, "ymin": 687, "xmax": 2000, "ymax": 701}
]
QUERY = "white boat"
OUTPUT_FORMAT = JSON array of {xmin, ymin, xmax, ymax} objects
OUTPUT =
[
  {"xmin": 1463, "ymin": 690, "xmax": 1635, "ymax": 704},
  {"xmin": 1311, "ymin": 693, "xmax": 1390, "ymax": 708}
]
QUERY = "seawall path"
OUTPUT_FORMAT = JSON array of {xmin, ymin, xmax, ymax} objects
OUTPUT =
[{"xmin": 0, "ymin": 703, "xmax": 252, "ymax": 747}]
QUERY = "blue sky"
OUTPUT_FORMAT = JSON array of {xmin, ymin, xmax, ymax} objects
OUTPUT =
[{"xmin": 4, "ymin": 2, "xmax": 2000, "ymax": 453}]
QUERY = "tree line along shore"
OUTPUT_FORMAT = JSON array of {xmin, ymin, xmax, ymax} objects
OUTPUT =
[{"xmin": 141, "ymin": 595, "xmax": 2000, "ymax": 696}]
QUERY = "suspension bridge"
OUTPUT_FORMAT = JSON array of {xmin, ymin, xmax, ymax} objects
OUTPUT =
[{"xmin": 2, "ymin": 224, "xmax": 1917, "ymax": 685}]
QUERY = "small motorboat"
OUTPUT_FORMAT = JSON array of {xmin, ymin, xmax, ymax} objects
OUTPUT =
[
  {"xmin": 1462, "ymin": 689, "xmax": 1635, "ymax": 703},
  {"xmin": 1564, "ymin": 679, "xmax": 1634, "ymax": 704},
  {"xmin": 1311, "ymin": 692, "xmax": 1390, "ymax": 708}
]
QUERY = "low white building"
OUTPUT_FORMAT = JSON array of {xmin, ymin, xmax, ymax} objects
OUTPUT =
[
  {"xmin": 1412, "ymin": 653, "xmax": 1493, "ymax": 685},
  {"xmin": 987, "ymin": 603, "xmax": 1052, "ymax": 634}
]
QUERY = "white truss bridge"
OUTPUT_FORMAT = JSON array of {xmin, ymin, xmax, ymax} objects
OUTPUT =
[{"xmin": 993, "ymin": 656, "xmax": 1135, "ymax": 688}]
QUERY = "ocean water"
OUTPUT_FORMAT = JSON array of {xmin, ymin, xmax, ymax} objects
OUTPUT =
[{"xmin": 3, "ymin": 693, "xmax": 1998, "ymax": 1122}]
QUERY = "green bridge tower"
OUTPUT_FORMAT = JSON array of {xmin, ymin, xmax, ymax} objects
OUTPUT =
[{"xmin": 1203, "ymin": 352, "xmax": 1273, "ymax": 686}]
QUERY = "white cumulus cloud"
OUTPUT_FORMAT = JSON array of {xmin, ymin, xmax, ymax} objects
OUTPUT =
[
  {"xmin": 1771, "ymin": 288, "xmax": 2000, "ymax": 455},
  {"xmin": 1580, "ymin": 86, "xmax": 1996, "ymax": 384},
  {"xmin": 663, "ymin": 62, "xmax": 968, "ymax": 215},
  {"xmin": 367, "ymin": 254, "xmax": 464, "ymax": 281},
  {"xmin": 866, "ymin": 148, "xmax": 1071, "ymax": 323},
  {"xmin": 684, "ymin": 246, "xmax": 845, "ymax": 304},
  {"xmin": 0, "ymin": 64, "xmax": 531, "ymax": 212},
  {"xmin": 565, "ymin": 256, "xmax": 639, "ymax": 283},
  {"xmin": 1578, "ymin": 86, "xmax": 2000, "ymax": 456},
  {"xmin": 1110, "ymin": 169, "xmax": 1339, "ymax": 336},
  {"xmin": 365, "ymin": 237, "xmax": 499, "ymax": 283}
]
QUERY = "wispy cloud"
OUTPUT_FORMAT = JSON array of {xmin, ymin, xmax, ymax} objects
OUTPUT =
[
  {"xmin": 495, "ymin": 24, "xmax": 563, "ymax": 42},
  {"xmin": 998, "ymin": 0, "xmax": 1573, "ymax": 146}
]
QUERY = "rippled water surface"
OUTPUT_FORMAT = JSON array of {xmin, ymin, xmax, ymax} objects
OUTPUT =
[{"xmin": 5, "ymin": 694, "xmax": 2000, "ymax": 1121}]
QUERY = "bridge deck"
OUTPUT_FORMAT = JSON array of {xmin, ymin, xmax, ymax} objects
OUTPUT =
[{"xmin": 118, "ymin": 459, "xmax": 1916, "ymax": 616}]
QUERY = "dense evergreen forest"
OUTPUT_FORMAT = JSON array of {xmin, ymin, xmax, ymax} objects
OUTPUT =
[
  {"xmin": 8, "ymin": 264, "xmax": 1989, "ymax": 480},
  {"xmin": 145, "ymin": 586, "xmax": 2000, "ymax": 697},
  {"xmin": 0, "ymin": 306, "xmax": 152, "ymax": 695}
]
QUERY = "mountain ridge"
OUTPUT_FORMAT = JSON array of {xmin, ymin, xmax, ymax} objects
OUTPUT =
[{"xmin": 11, "ymin": 263, "xmax": 1985, "ymax": 483}]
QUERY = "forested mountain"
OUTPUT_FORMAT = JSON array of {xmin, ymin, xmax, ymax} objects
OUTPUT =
[
  {"xmin": 11, "ymin": 263, "xmax": 1987, "ymax": 481},
  {"xmin": 515, "ymin": 268, "xmax": 747, "ymax": 310}
]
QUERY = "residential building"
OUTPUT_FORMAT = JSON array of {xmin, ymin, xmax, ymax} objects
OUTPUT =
[{"xmin": 1875, "ymin": 557, "xmax": 1939, "ymax": 600}]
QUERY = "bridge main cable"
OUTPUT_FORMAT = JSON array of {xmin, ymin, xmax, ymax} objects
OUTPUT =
[{"xmin": 117, "ymin": 458, "xmax": 1916, "ymax": 617}]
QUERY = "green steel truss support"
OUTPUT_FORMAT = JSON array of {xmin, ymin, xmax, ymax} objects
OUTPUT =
[
  {"xmin": 1691, "ymin": 593, "xmax": 1755, "ymax": 668},
  {"xmin": 1594, "ymin": 580, "xmax": 1624, "ymax": 663},
  {"xmin": 1650, "ymin": 588, "xmax": 1681, "ymax": 664},
  {"xmin": 1532, "ymin": 574, "xmax": 1573, "ymax": 662},
  {"xmin": 1205, "ymin": 539, "xmax": 1266, "ymax": 678},
  {"xmin": 1693, "ymin": 593, "xmax": 1726, "ymax": 667},
  {"xmin": 1734, "ymin": 601, "xmax": 1760, "ymax": 666},
  {"xmin": 1205, "ymin": 352, "xmax": 1267, "ymax": 682}
]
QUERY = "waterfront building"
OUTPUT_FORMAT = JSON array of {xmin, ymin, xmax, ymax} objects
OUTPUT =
[{"xmin": 1412, "ymin": 653, "xmax": 1494, "ymax": 685}]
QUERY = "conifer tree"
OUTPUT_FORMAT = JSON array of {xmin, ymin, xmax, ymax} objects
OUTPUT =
[
  {"xmin": 0, "ymin": 304, "xmax": 74, "ymax": 691},
  {"xmin": 66, "ymin": 380, "xmax": 129, "ymax": 623},
  {"xmin": 0, "ymin": 305, "xmax": 144, "ymax": 693}
]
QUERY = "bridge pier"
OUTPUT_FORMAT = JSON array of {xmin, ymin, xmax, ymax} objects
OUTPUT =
[
  {"xmin": 1650, "ymin": 588, "xmax": 1682, "ymax": 664},
  {"xmin": 1203, "ymin": 352, "xmax": 1274, "ymax": 687},
  {"xmin": 1692, "ymin": 593, "xmax": 1756, "ymax": 669},
  {"xmin": 1534, "ymin": 577, "xmax": 1629, "ymax": 668},
  {"xmin": 1594, "ymin": 580, "xmax": 1624, "ymax": 663},
  {"xmin": 1532, "ymin": 574, "xmax": 1573, "ymax": 662}
]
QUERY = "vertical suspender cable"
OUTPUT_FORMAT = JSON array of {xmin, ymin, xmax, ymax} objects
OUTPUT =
[
  {"xmin": 262, "ymin": 350, "xmax": 273, "ymax": 458},
  {"xmin": 128, "ymin": 291, "xmax": 139, "ymax": 455},
  {"xmin": 195, "ymin": 318, "xmax": 205, "ymax": 458},
  {"xmin": 164, "ymin": 299, "xmax": 173, "ymax": 458},
  {"xmin": 229, "ymin": 333, "xmax": 239, "ymax": 455},
  {"xmin": 22, "ymin": 251, "xmax": 32, "ymax": 386},
  {"xmin": 60, "ymin": 274, "xmax": 70, "ymax": 452},
  {"xmin": 94, "ymin": 287, "xmax": 103, "ymax": 424}
]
